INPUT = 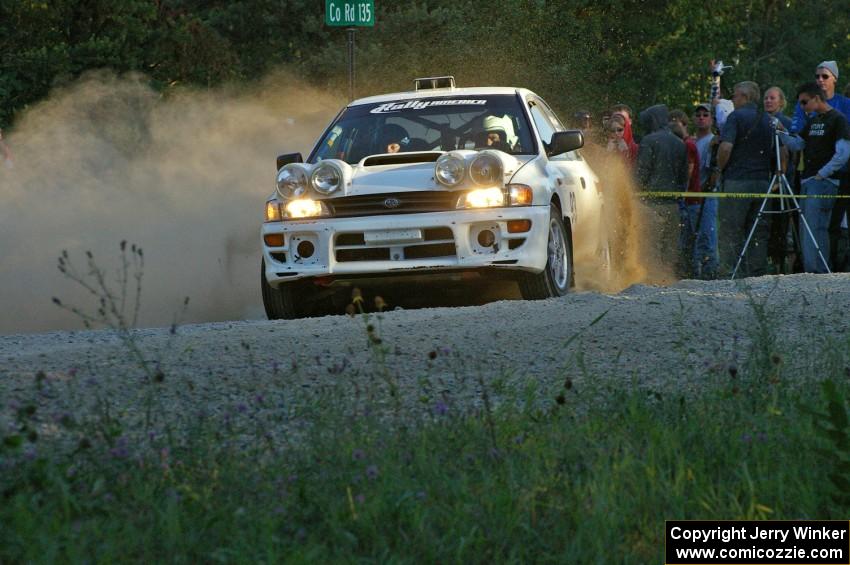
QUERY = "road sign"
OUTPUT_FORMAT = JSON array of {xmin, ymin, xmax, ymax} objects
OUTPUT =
[{"xmin": 325, "ymin": 0, "xmax": 375, "ymax": 27}]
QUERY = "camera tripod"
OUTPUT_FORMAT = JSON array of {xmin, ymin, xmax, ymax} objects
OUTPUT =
[{"xmin": 731, "ymin": 124, "xmax": 831, "ymax": 279}]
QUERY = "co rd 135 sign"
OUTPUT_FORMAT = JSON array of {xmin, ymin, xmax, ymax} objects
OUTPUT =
[{"xmin": 325, "ymin": 0, "xmax": 375, "ymax": 26}]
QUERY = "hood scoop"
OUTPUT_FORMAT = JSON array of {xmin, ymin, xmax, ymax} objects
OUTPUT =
[{"xmin": 363, "ymin": 152, "xmax": 443, "ymax": 167}]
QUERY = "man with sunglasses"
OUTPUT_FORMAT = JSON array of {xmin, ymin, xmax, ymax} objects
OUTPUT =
[{"xmin": 778, "ymin": 82, "xmax": 850, "ymax": 273}]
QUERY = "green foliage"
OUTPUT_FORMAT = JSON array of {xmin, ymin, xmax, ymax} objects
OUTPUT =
[
  {"xmin": 2, "ymin": 377, "xmax": 847, "ymax": 562},
  {"xmin": 805, "ymin": 380, "xmax": 850, "ymax": 507},
  {"xmin": 2, "ymin": 0, "xmax": 850, "ymax": 128}
]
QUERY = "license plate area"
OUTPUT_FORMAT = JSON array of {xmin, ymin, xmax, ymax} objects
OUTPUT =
[{"xmin": 364, "ymin": 229, "xmax": 423, "ymax": 244}]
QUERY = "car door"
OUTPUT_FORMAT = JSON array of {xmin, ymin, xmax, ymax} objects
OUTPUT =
[{"xmin": 526, "ymin": 96, "xmax": 607, "ymax": 265}]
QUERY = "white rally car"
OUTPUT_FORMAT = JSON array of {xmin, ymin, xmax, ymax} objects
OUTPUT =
[{"xmin": 261, "ymin": 77, "xmax": 608, "ymax": 318}]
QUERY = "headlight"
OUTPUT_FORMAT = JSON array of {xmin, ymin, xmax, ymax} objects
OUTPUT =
[
  {"xmin": 265, "ymin": 200, "xmax": 282, "ymax": 222},
  {"xmin": 469, "ymin": 152, "xmax": 503, "ymax": 186},
  {"xmin": 311, "ymin": 162, "xmax": 343, "ymax": 194},
  {"xmin": 284, "ymin": 198, "xmax": 328, "ymax": 219},
  {"xmin": 435, "ymin": 153, "xmax": 466, "ymax": 186},
  {"xmin": 457, "ymin": 187, "xmax": 505, "ymax": 208},
  {"xmin": 277, "ymin": 165, "xmax": 308, "ymax": 199}
]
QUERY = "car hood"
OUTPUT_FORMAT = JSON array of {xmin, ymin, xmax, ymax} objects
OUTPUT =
[{"xmin": 343, "ymin": 152, "xmax": 536, "ymax": 196}]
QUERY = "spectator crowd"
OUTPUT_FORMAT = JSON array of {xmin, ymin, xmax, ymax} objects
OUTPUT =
[{"xmin": 574, "ymin": 59, "xmax": 850, "ymax": 280}]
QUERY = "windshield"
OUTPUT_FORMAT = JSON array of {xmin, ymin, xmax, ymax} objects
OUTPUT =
[{"xmin": 309, "ymin": 94, "xmax": 536, "ymax": 164}]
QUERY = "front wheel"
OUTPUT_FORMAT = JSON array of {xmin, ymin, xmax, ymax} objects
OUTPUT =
[
  {"xmin": 518, "ymin": 206, "xmax": 573, "ymax": 299},
  {"xmin": 261, "ymin": 259, "xmax": 303, "ymax": 319}
]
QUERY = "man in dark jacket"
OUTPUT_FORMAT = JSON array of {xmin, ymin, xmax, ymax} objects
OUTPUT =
[
  {"xmin": 716, "ymin": 81, "xmax": 774, "ymax": 277},
  {"xmin": 636, "ymin": 104, "xmax": 688, "ymax": 278}
]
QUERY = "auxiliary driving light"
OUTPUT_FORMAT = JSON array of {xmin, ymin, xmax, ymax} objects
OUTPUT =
[
  {"xmin": 277, "ymin": 165, "xmax": 308, "ymax": 198},
  {"xmin": 470, "ymin": 152, "xmax": 503, "ymax": 186},
  {"xmin": 296, "ymin": 240, "xmax": 315, "ymax": 259},
  {"xmin": 311, "ymin": 162, "xmax": 343, "ymax": 194},
  {"xmin": 435, "ymin": 153, "xmax": 466, "ymax": 186},
  {"xmin": 477, "ymin": 229, "xmax": 496, "ymax": 247}
]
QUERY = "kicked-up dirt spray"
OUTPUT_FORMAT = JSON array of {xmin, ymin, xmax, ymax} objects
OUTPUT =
[{"xmin": 0, "ymin": 70, "xmax": 342, "ymax": 334}]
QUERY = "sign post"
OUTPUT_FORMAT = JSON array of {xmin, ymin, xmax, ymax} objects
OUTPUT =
[{"xmin": 325, "ymin": 1, "xmax": 375, "ymax": 102}]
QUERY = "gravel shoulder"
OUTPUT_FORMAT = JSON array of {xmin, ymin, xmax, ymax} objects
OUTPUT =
[{"xmin": 2, "ymin": 273, "xmax": 849, "ymax": 447}]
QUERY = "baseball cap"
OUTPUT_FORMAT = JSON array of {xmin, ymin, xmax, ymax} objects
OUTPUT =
[
  {"xmin": 816, "ymin": 60, "xmax": 839, "ymax": 80},
  {"xmin": 694, "ymin": 102, "xmax": 711, "ymax": 113}
]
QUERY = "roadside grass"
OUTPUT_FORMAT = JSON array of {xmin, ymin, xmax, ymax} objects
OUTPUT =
[{"xmin": 2, "ymin": 247, "xmax": 850, "ymax": 563}]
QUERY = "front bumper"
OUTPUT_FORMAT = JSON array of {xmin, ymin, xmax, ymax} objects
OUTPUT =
[{"xmin": 261, "ymin": 206, "xmax": 550, "ymax": 287}]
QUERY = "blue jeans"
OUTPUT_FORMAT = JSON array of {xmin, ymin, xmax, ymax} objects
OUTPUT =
[
  {"xmin": 799, "ymin": 177, "xmax": 837, "ymax": 273},
  {"xmin": 679, "ymin": 199, "xmax": 718, "ymax": 278}
]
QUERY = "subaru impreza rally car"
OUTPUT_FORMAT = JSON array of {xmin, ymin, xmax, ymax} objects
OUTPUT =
[{"xmin": 261, "ymin": 77, "xmax": 609, "ymax": 318}]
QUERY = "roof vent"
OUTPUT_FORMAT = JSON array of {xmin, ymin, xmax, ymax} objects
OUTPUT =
[{"xmin": 414, "ymin": 76, "xmax": 456, "ymax": 91}]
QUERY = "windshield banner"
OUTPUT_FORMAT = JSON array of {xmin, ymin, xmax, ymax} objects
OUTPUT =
[{"xmin": 370, "ymin": 99, "xmax": 487, "ymax": 113}]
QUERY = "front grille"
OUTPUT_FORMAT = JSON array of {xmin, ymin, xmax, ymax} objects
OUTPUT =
[
  {"xmin": 334, "ymin": 226, "xmax": 457, "ymax": 263},
  {"xmin": 337, "ymin": 248, "xmax": 390, "ymax": 262},
  {"xmin": 328, "ymin": 191, "xmax": 458, "ymax": 218},
  {"xmin": 403, "ymin": 243, "xmax": 456, "ymax": 259}
]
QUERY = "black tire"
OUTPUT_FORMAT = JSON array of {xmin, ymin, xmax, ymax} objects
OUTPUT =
[
  {"xmin": 518, "ymin": 205, "xmax": 574, "ymax": 300},
  {"xmin": 260, "ymin": 259, "xmax": 302, "ymax": 319}
]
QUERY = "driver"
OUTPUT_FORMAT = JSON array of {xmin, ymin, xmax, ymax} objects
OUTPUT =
[
  {"xmin": 477, "ymin": 115, "xmax": 517, "ymax": 152},
  {"xmin": 381, "ymin": 123, "xmax": 411, "ymax": 154}
]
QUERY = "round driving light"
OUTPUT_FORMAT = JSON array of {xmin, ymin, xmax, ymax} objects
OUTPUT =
[
  {"xmin": 470, "ymin": 153, "xmax": 503, "ymax": 186},
  {"xmin": 435, "ymin": 154, "xmax": 466, "ymax": 186},
  {"xmin": 277, "ymin": 166, "xmax": 308, "ymax": 198},
  {"xmin": 477, "ymin": 229, "xmax": 496, "ymax": 247},
  {"xmin": 311, "ymin": 163, "xmax": 342, "ymax": 194},
  {"xmin": 296, "ymin": 240, "xmax": 315, "ymax": 259}
]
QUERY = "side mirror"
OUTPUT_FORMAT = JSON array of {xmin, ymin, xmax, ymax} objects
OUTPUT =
[
  {"xmin": 276, "ymin": 152, "xmax": 303, "ymax": 170},
  {"xmin": 547, "ymin": 130, "xmax": 584, "ymax": 157}
]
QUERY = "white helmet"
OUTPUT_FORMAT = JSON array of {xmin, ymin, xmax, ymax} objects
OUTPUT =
[{"xmin": 482, "ymin": 115, "xmax": 517, "ymax": 149}]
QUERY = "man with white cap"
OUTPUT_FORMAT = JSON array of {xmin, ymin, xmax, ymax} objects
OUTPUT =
[
  {"xmin": 791, "ymin": 62, "xmax": 850, "ymax": 271},
  {"xmin": 792, "ymin": 61, "xmax": 850, "ymax": 133}
]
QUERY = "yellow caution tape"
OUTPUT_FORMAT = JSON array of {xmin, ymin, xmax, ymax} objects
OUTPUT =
[{"xmin": 640, "ymin": 191, "xmax": 850, "ymax": 200}]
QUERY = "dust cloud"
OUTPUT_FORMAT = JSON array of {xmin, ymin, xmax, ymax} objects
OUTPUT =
[{"xmin": 0, "ymin": 70, "xmax": 342, "ymax": 334}]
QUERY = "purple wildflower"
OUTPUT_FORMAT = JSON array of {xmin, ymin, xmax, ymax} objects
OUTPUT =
[
  {"xmin": 352, "ymin": 448, "xmax": 365, "ymax": 461},
  {"xmin": 366, "ymin": 465, "xmax": 379, "ymax": 481},
  {"xmin": 433, "ymin": 400, "xmax": 449, "ymax": 416},
  {"xmin": 741, "ymin": 433, "xmax": 752, "ymax": 444}
]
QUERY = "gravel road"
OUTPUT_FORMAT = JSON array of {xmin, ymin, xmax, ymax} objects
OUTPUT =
[{"xmin": 2, "ymin": 273, "xmax": 850, "ymax": 450}]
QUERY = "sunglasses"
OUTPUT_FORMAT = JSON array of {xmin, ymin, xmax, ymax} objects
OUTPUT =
[{"xmin": 816, "ymin": 73, "xmax": 832, "ymax": 80}]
